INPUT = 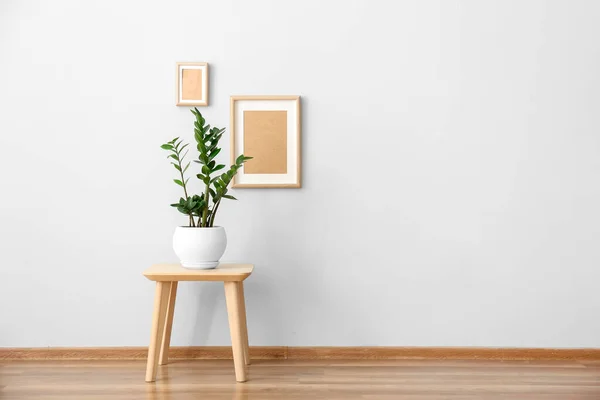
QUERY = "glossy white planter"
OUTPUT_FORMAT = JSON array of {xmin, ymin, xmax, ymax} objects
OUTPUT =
[{"xmin": 173, "ymin": 226, "xmax": 227, "ymax": 269}]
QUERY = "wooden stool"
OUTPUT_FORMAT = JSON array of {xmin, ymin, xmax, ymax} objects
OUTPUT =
[{"xmin": 143, "ymin": 263, "xmax": 254, "ymax": 383}]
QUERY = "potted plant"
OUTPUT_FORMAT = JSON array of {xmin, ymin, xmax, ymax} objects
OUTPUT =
[{"xmin": 161, "ymin": 108, "xmax": 252, "ymax": 269}]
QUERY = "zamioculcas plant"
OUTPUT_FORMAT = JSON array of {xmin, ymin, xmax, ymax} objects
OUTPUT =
[{"xmin": 161, "ymin": 108, "xmax": 252, "ymax": 227}]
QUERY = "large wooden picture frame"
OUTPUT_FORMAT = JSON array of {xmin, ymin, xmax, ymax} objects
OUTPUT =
[
  {"xmin": 230, "ymin": 95, "xmax": 301, "ymax": 188},
  {"xmin": 176, "ymin": 62, "xmax": 208, "ymax": 106}
]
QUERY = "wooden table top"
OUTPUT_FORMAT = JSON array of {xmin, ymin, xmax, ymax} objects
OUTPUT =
[{"xmin": 143, "ymin": 263, "xmax": 254, "ymax": 282}]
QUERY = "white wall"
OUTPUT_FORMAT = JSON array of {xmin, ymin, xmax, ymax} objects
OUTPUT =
[{"xmin": 1, "ymin": 0, "xmax": 599, "ymax": 348}]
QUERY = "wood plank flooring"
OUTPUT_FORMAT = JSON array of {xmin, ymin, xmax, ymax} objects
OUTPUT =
[{"xmin": 1, "ymin": 359, "xmax": 599, "ymax": 399}]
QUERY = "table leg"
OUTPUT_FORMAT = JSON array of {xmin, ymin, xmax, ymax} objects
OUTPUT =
[
  {"xmin": 145, "ymin": 281, "xmax": 170, "ymax": 382},
  {"xmin": 224, "ymin": 281, "xmax": 247, "ymax": 382},
  {"xmin": 159, "ymin": 281, "xmax": 178, "ymax": 365},
  {"xmin": 237, "ymin": 281, "xmax": 250, "ymax": 366}
]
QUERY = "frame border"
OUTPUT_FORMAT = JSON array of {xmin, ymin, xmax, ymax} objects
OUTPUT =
[
  {"xmin": 230, "ymin": 95, "xmax": 301, "ymax": 188},
  {"xmin": 176, "ymin": 62, "xmax": 209, "ymax": 106}
]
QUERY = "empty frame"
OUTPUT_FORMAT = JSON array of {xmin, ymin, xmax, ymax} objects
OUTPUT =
[
  {"xmin": 176, "ymin": 62, "xmax": 208, "ymax": 106},
  {"xmin": 231, "ymin": 95, "xmax": 301, "ymax": 188}
]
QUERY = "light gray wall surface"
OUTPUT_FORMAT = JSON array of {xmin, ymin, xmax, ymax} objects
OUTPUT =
[{"xmin": 1, "ymin": 0, "xmax": 599, "ymax": 347}]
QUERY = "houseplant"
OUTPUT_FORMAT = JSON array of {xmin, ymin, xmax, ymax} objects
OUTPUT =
[{"xmin": 161, "ymin": 108, "xmax": 252, "ymax": 269}]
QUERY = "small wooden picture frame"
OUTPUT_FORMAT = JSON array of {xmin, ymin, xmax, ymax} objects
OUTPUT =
[
  {"xmin": 231, "ymin": 95, "xmax": 301, "ymax": 188},
  {"xmin": 176, "ymin": 62, "xmax": 208, "ymax": 106}
]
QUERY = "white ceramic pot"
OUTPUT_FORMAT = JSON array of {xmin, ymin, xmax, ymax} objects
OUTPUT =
[{"xmin": 173, "ymin": 226, "xmax": 227, "ymax": 269}]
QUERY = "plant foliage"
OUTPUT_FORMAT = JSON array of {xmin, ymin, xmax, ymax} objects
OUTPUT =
[{"xmin": 161, "ymin": 108, "xmax": 252, "ymax": 227}]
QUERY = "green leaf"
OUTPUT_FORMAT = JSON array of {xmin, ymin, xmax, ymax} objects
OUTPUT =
[
  {"xmin": 172, "ymin": 163, "xmax": 181, "ymax": 171},
  {"xmin": 183, "ymin": 162, "xmax": 191, "ymax": 173},
  {"xmin": 176, "ymin": 206, "xmax": 188, "ymax": 215},
  {"xmin": 212, "ymin": 164, "xmax": 225, "ymax": 173},
  {"xmin": 203, "ymin": 176, "xmax": 210, "ymax": 185},
  {"xmin": 161, "ymin": 144, "xmax": 173, "ymax": 150},
  {"xmin": 180, "ymin": 143, "xmax": 189, "ymax": 152},
  {"xmin": 168, "ymin": 154, "xmax": 179, "ymax": 161},
  {"xmin": 209, "ymin": 188, "xmax": 216, "ymax": 199},
  {"xmin": 222, "ymin": 194, "xmax": 237, "ymax": 200},
  {"xmin": 197, "ymin": 173, "xmax": 206, "ymax": 181},
  {"xmin": 208, "ymin": 160, "xmax": 215, "ymax": 169},
  {"xmin": 236, "ymin": 154, "xmax": 244, "ymax": 164},
  {"xmin": 195, "ymin": 109, "xmax": 205, "ymax": 124},
  {"xmin": 201, "ymin": 154, "xmax": 209, "ymax": 164},
  {"xmin": 202, "ymin": 165, "xmax": 210, "ymax": 175},
  {"xmin": 173, "ymin": 179, "xmax": 184, "ymax": 187},
  {"xmin": 211, "ymin": 128, "xmax": 223, "ymax": 140},
  {"xmin": 209, "ymin": 127, "xmax": 223, "ymax": 141},
  {"xmin": 242, "ymin": 156, "xmax": 254, "ymax": 162},
  {"xmin": 209, "ymin": 148, "xmax": 221, "ymax": 160}
]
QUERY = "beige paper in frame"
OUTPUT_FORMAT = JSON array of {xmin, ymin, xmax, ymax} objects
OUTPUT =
[
  {"xmin": 230, "ymin": 95, "xmax": 301, "ymax": 188},
  {"xmin": 176, "ymin": 62, "xmax": 208, "ymax": 106}
]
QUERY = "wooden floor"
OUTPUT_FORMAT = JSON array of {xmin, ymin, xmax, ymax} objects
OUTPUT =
[{"xmin": 1, "ymin": 359, "xmax": 600, "ymax": 399}]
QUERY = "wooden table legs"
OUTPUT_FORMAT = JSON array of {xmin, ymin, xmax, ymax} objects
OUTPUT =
[
  {"xmin": 160, "ymin": 282, "xmax": 178, "ymax": 365},
  {"xmin": 145, "ymin": 282, "xmax": 170, "ymax": 382},
  {"xmin": 224, "ymin": 281, "xmax": 249, "ymax": 382},
  {"xmin": 237, "ymin": 282, "xmax": 250, "ymax": 366},
  {"xmin": 146, "ymin": 280, "xmax": 250, "ymax": 383},
  {"xmin": 145, "ymin": 281, "xmax": 177, "ymax": 382}
]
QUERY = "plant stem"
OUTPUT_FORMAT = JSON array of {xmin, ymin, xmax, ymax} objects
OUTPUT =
[
  {"xmin": 174, "ymin": 152, "xmax": 189, "ymax": 199},
  {"xmin": 201, "ymin": 182, "xmax": 209, "ymax": 227},
  {"xmin": 175, "ymin": 148, "xmax": 194, "ymax": 226},
  {"xmin": 209, "ymin": 200, "xmax": 221, "ymax": 227}
]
